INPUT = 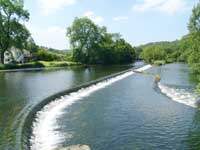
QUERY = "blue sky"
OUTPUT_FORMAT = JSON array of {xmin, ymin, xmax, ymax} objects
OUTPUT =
[{"xmin": 24, "ymin": 0, "xmax": 199, "ymax": 50}]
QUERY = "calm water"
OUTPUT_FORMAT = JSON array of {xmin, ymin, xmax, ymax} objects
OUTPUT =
[
  {"xmin": 29, "ymin": 63, "xmax": 200, "ymax": 150},
  {"xmin": 0, "ymin": 65, "xmax": 132, "ymax": 150}
]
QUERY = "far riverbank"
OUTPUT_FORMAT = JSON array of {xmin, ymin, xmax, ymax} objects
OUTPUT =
[{"xmin": 0, "ymin": 61, "xmax": 81, "ymax": 72}]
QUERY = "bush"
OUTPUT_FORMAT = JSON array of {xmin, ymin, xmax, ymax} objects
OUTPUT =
[
  {"xmin": 166, "ymin": 58, "xmax": 175, "ymax": 63},
  {"xmin": 0, "ymin": 62, "xmax": 44, "ymax": 70},
  {"xmin": 197, "ymin": 83, "xmax": 200, "ymax": 94},
  {"xmin": 36, "ymin": 49, "xmax": 60, "ymax": 61},
  {"xmin": 0, "ymin": 64, "xmax": 6, "ymax": 70},
  {"xmin": 0, "ymin": 61, "xmax": 80, "ymax": 70},
  {"xmin": 140, "ymin": 47, "xmax": 167, "ymax": 64},
  {"xmin": 19, "ymin": 62, "xmax": 45, "ymax": 68},
  {"xmin": 153, "ymin": 60, "xmax": 166, "ymax": 66}
]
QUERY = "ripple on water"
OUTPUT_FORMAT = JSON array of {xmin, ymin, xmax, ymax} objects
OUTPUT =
[
  {"xmin": 30, "ymin": 65, "xmax": 152, "ymax": 150},
  {"xmin": 158, "ymin": 82, "xmax": 200, "ymax": 108}
]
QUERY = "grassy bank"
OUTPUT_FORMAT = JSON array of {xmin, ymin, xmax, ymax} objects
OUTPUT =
[
  {"xmin": 0, "ymin": 61, "xmax": 81, "ymax": 70},
  {"xmin": 153, "ymin": 60, "xmax": 166, "ymax": 66}
]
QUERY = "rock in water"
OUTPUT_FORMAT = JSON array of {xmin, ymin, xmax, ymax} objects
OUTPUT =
[
  {"xmin": 58, "ymin": 145, "xmax": 91, "ymax": 150},
  {"xmin": 154, "ymin": 74, "xmax": 161, "ymax": 82}
]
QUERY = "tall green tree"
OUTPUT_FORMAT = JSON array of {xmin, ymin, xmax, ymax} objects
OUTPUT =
[
  {"xmin": 0, "ymin": 0, "xmax": 30, "ymax": 64},
  {"xmin": 140, "ymin": 44, "xmax": 167, "ymax": 63},
  {"xmin": 67, "ymin": 17, "xmax": 136, "ymax": 64},
  {"xmin": 114, "ymin": 39, "xmax": 136, "ymax": 64},
  {"xmin": 187, "ymin": 2, "xmax": 200, "ymax": 70},
  {"xmin": 67, "ymin": 17, "xmax": 104, "ymax": 64},
  {"xmin": 26, "ymin": 37, "xmax": 39, "ymax": 53},
  {"xmin": 188, "ymin": 3, "xmax": 200, "ymax": 33}
]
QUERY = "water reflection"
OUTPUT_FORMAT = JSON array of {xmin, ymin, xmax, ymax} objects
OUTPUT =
[
  {"xmin": 0, "ymin": 65, "xmax": 130, "ymax": 149},
  {"xmin": 29, "ymin": 64, "xmax": 198, "ymax": 150},
  {"xmin": 188, "ymin": 110, "xmax": 200, "ymax": 150}
]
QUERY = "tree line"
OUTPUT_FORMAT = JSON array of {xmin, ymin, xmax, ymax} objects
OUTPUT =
[
  {"xmin": 139, "ymin": 1, "xmax": 200, "ymax": 91},
  {"xmin": 140, "ymin": 2, "xmax": 200, "ymax": 67},
  {"xmin": 1, "ymin": 0, "xmax": 200, "ymax": 72},
  {"xmin": 0, "ymin": 0, "xmax": 136, "ymax": 65},
  {"xmin": 67, "ymin": 17, "xmax": 136, "ymax": 64}
]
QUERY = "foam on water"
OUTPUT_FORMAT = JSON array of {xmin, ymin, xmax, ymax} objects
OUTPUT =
[
  {"xmin": 30, "ymin": 65, "xmax": 152, "ymax": 150},
  {"xmin": 158, "ymin": 82, "xmax": 200, "ymax": 108}
]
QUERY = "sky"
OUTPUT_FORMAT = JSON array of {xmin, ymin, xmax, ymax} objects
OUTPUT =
[{"xmin": 24, "ymin": 0, "xmax": 199, "ymax": 50}]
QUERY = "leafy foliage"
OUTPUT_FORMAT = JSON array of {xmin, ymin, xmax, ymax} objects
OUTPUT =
[
  {"xmin": 139, "ymin": 41, "xmax": 179, "ymax": 64},
  {"xmin": 67, "ymin": 18, "xmax": 103, "ymax": 64},
  {"xmin": 67, "ymin": 17, "xmax": 136, "ymax": 64},
  {"xmin": 0, "ymin": 61, "xmax": 79, "ymax": 70},
  {"xmin": 139, "ymin": 1, "xmax": 200, "ymax": 92},
  {"xmin": 0, "ymin": 0, "xmax": 30, "ymax": 63},
  {"xmin": 36, "ymin": 49, "xmax": 68, "ymax": 61}
]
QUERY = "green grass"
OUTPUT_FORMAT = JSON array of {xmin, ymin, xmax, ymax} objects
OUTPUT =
[
  {"xmin": 36, "ymin": 61, "xmax": 80, "ymax": 67},
  {"xmin": 0, "ymin": 61, "xmax": 81, "ymax": 70},
  {"xmin": 153, "ymin": 60, "xmax": 166, "ymax": 66},
  {"xmin": 196, "ymin": 83, "xmax": 200, "ymax": 94}
]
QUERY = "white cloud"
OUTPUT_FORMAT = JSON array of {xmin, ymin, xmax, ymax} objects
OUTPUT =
[
  {"xmin": 84, "ymin": 11, "xmax": 94, "ymax": 17},
  {"xmin": 113, "ymin": 16, "xmax": 129, "ymax": 21},
  {"xmin": 133, "ymin": 0, "xmax": 187, "ymax": 14},
  {"xmin": 27, "ymin": 24, "xmax": 69, "ymax": 49},
  {"xmin": 92, "ymin": 16, "xmax": 104, "ymax": 24},
  {"xmin": 37, "ymin": 0, "xmax": 77, "ymax": 15},
  {"xmin": 83, "ymin": 11, "xmax": 104, "ymax": 24}
]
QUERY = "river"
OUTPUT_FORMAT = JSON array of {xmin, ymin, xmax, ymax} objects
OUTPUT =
[
  {"xmin": 0, "ymin": 65, "xmax": 131, "ymax": 150},
  {"xmin": 0, "ymin": 63, "xmax": 200, "ymax": 150}
]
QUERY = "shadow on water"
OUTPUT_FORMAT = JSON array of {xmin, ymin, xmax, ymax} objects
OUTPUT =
[
  {"xmin": 188, "ymin": 109, "xmax": 200, "ymax": 150},
  {"xmin": 189, "ymin": 71, "xmax": 200, "ymax": 85},
  {"xmin": 0, "ymin": 73, "xmax": 27, "ymax": 149}
]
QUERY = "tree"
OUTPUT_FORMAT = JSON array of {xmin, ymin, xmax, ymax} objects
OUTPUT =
[
  {"xmin": 188, "ymin": 3, "xmax": 200, "ymax": 33},
  {"xmin": 188, "ymin": 2, "xmax": 200, "ymax": 53},
  {"xmin": 67, "ymin": 17, "xmax": 104, "ymax": 64},
  {"xmin": 98, "ymin": 33, "xmax": 136, "ymax": 64},
  {"xmin": 0, "ymin": 0, "xmax": 30, "ymax": 64},
  {"xmin": 36, "ymin": 49, "xmax": 60, "ymax": 61},
  {"xmin": 187, "ymin": 2, "xmax": 200, "ymax": 70},
  {"xmin": 67, "ymin": 17, "xmax": 136, "ymax": 64},
  {"xmin": 26, "ymin": 37, "xmax": 39, "ymax": 53},
  {"xmin": 140, "ymin": 45, "xmax": 167, "ymax": 63},
  {"xmin": 114, "ymin": 39, "xmax": 136, "ymax": 64},
  {"xmin": 98, "ymin": 33, "xmax": 116, "ymax": 64}
]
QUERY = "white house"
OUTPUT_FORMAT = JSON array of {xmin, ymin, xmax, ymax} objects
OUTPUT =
[{"xmin": 4, "ymin": 47, "xmax": 31, "ymax": 64}]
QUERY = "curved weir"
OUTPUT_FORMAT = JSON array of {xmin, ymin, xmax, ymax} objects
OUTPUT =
[{"xmin": 21, "ymin": 65, "xmax": 152, "ymax": 150}]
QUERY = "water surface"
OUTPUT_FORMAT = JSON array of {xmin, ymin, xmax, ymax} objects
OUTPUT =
[
  {"xmin": 30, "ymin": 63, "xmax": 200, "ymax": 150},
  {"xmin": 0, "ymin": 65, "xmax": 132, "ymax": 149}
]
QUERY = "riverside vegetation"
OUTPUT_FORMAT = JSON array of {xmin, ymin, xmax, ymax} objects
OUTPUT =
[
  {"xmin": 0, "ymin": 0, "xmax": 136, "ymax": 70},
  {"xmin": 1, "ymin": 0, "xmax": 200, "ymax": 91},
  {"xmin": 1, "ymin": 1, "xmax": 200, "ymax": 150},
  {"xmin": 139, "ymin": 2, "xmax": 200, "ymax": 92}
]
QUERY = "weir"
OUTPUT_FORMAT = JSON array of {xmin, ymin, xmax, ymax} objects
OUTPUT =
[
  {"xmin": 158, "ymin": 82, "xmax": 200, "ymax": 108},
  {"xmin": 21, "ymin": 65, "xmax": 152, "ymax": 150}
]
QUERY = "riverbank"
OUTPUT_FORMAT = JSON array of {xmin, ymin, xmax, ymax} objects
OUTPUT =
[
  {"xmin": 0, "ymin": 61, "xmax": 81, "ymax": 72},
  {"xmin": 153, "ymin": 60, "xmax": 166, "ymax": 66}
]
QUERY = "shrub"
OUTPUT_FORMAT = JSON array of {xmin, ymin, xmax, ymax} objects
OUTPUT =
[
  {"xmin": 197, "ymin": 83, "xmax": 200, "ymax": 94},
  {"xmin": 36, "ymin": 50, "xmax": 61, "ymax": 61},
  {"xmin": 153, "ymin": 60, "xmax": 166, "ymax": 66}
]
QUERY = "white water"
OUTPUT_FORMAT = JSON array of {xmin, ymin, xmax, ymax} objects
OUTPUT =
[
  {"xmin": 30, "ymin": 65, "xmax": 152, "ymax": 150},
  {"xmin": 158, "ymin": 82, "xmax": 199, "ymax": 108}
]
